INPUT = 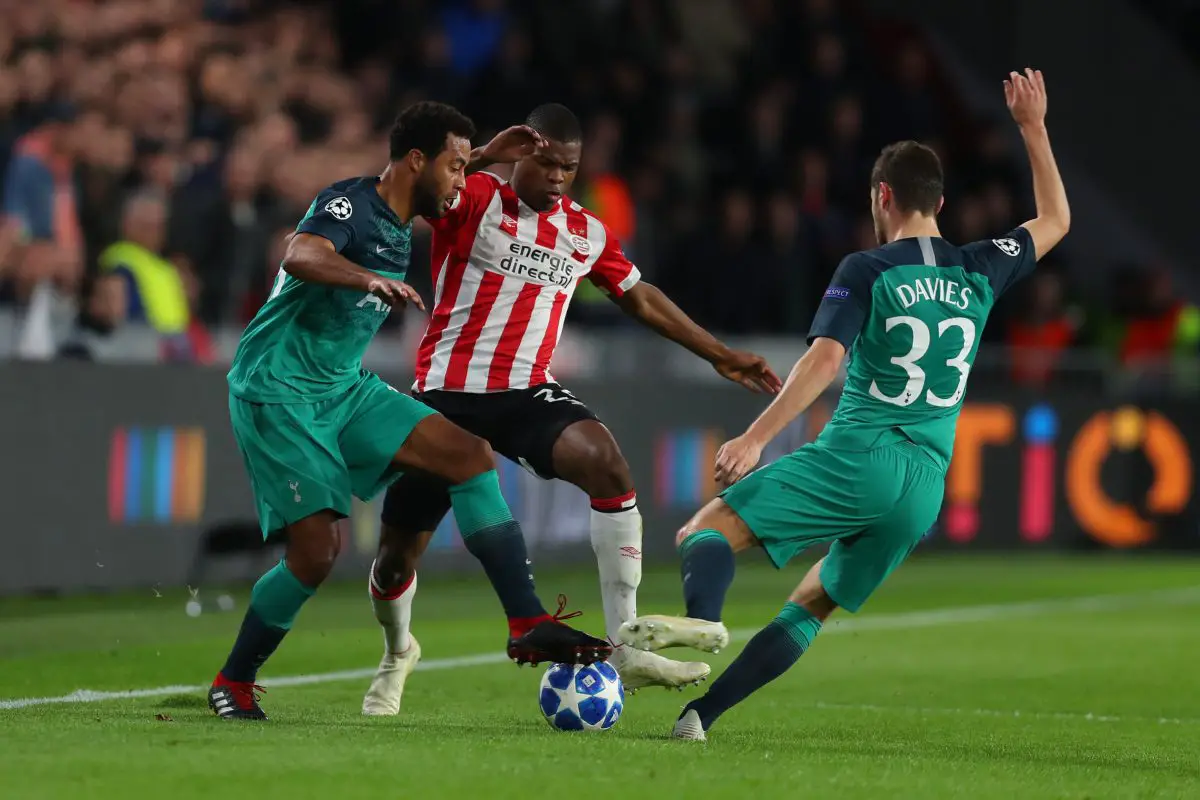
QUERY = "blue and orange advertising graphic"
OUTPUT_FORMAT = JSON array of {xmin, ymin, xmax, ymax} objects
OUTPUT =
[
  {"xmin": 108, "ymin": 427, "xmax": 206, "ymax": 523},
  {"xmin": 654, "ymin": 429, "xmax": 723, "ymax": 508},
  {"xmin": 947, "ymin": 403, "xmax": 1192, "ymax": 548}
]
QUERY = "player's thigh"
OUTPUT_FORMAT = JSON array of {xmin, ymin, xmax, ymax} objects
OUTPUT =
[
  {"xmin": 380, "ymin": 469, "xmax": 453, "ymax": 535},
  {"xmin": 719, "ymin": 444, "xmax": 887, "ymax": 569},
  {"xmin": 818, "ymin": 449, "xmax": 944, "ymax": 613},
  {"xmin": 229, "ymin": 393, "xmax": 351, "ymax": 537},
  {"xmin": 493, "ymin": 383, "xmax": 601, "ymax": 480},
  {"xmin": 338, "ymin": 374, "xmax": 437, "ymax": 501}
]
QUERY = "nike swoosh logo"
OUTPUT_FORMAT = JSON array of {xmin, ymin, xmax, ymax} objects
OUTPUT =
[{"xmin": 376, "ymin": 246, "xmax": 395, "ymax": 255}]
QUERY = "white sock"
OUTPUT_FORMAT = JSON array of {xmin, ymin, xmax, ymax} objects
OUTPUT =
[
  {"xmin": 369, "ymin": 562, "xmax": 416, "ymax": 655},
  {"xmin": 589, "ymin": 497, "xmax": 642, "ymax": 642}
]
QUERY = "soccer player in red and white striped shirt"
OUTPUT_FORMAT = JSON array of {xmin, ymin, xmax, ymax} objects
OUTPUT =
[{"xmin": 363, "ymin": 104, "xmax": 782, "ymax": 715}]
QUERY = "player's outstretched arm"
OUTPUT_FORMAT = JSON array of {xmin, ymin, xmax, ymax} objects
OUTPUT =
[
  {"xmin": 284, "ymin": 234, "xmax": 423, "ymax": 308},
  {"xmin": 467, "ymin": 125, "xmax": 545, "ymax": 175},
  {"xmin": 1006, "ymin": 69, "xmax": 1069, "ymax": 260},
  {"xmin": 714, "ymin": 337, "xmax": 845, "ymax": 486},
  {"xmin": 614, "ymin": 282, "xmax": 782, "ymax": 393}
]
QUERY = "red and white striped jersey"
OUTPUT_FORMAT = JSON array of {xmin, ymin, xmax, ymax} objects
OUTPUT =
[{"xmin": 413, "ymin": 172, "xmax": 640, "ymax": 393}]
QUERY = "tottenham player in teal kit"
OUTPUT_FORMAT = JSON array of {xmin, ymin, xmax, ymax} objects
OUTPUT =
[{"xmin": 620, "ymin": 70, "xmax": 1071, "ymax": 740}]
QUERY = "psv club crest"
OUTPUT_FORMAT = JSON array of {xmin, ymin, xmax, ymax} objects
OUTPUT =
[
  {"xmin": 569, "ymin": 234, "xmax": 591, "ymax": 255},
  {"xmin": 566, "ymin": 219, "xmax": 590, "ymax": 256}
]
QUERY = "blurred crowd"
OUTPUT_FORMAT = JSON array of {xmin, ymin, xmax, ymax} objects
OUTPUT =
[{"xmin": 0, "ymin": 0, "xmax": 1195, "ymax": 379}]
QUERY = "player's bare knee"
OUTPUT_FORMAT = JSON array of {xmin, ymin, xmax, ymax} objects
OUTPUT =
[
  {"xmin": 790, "ymin": 591, "xmax": 837, "ymax": 622},
  {"xmin": 677, "ymin": 506, "xmax": 721, "ymax": 547},
  {"xmin": 789, "ymin": 559, "xmax": 838, "ymax": 621},
  {"xmin": 677, "ymin": 500, "xmax": 757, "ymax": 552},
  {"xmin": 554, "ymin": 422, "xmax": 633, "ymax": 497},
  {"xmin": 456, "ymin": 434, "xmax": 496, "ymax": 479},
  {"xmin": 580, "ymin": 445, "xmax": 633, "ymax": 499},
  {"xmin": 675, "ymin": 522, "xmax": 729, "ymax": 549},
  {"xmin": 396, "ymin": 415, "xmax": 496, "ymax": 483},
  {"xmin": 674, "ymin": 526, "xmax": 696, "ymax": 549},
  {"xmin": 429, "ymin": 426, "xmax": 496, "ymax": 484},
  {"xmin": 284, "ymin": 525, "xmax": 341, "ymax": 586}
]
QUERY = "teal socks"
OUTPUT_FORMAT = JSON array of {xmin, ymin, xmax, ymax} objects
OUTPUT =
[
  {"xmin": 250, "ymin": 559, "xmax": 315, "ymax": 630},
  {"xmin": 679, "ymin": 530, "xmax": 735, "ymax": 621},
  {"xmin": 220, "ymin": 559, "xmax": 316, "ymax": 682},
  {"xmin": 684, "ymin": 602, "xmax": 823, "ymax": 729},
  {"xmin": 451, "ymin": 470, "xmax": 545, "ymax": 620}
]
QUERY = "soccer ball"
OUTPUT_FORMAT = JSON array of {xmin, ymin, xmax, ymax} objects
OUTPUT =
[{"xmin": 538, "ymin": 662, "xmax": 624, "ymax": 732}]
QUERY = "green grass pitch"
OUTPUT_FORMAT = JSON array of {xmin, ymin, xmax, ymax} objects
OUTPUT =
[{"xmin": 1, "ymin": 554, "xmax": 1198, "ymax": 799}]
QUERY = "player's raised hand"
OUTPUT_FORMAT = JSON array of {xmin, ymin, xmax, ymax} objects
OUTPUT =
[
  {"xmin": 480, "ymin": 125, "xmax": 547, "ymax": 165},
  {"xmin": 714, "ymin": 435, "xmax": 764, "ymax": 488},
  {"xmin": 1004, "ymin": 68, "xmax": 1047, "ymax": 128},
  {"xmin": 713, "ymin": 350, "xmax": 784, "ymax": 394},
  {"xmin": 367, "ymin": 278, "xmax": 425, "ymax": 310}
]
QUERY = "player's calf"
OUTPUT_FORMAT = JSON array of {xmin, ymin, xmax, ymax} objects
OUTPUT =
[
  {"xmin": 209, "ymin": 513, "xmax": 335, "ymax": 720},
  {"xmin": 674, "ymin": 560, "xmax": 835, "ymax": 737},
  {"xmin": 373, "ymin": 525, "xmax": 432, "ymax": 593},
  {"xmin": 674, "ymin": 499, "xmax": 757, "ymax": 623},
  {"xmin": 393, "ymin": 415, "xmax": 606, "ymax": 659},
  {"xmin": 369, "ymin": 526, "xmax": 431, "ymax": 660},
  {"xmin": 619, "ymin": 502, "xmax": 751, "ymax": 653},
  {"xmin": 553, "ymin": 419, "xmax": 643, "ymax": 643}
]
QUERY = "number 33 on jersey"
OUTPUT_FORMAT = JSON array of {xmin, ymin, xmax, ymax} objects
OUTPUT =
[{"xmin": 808, "ymin": 230, "xmax": 1036, "ymax": 472}]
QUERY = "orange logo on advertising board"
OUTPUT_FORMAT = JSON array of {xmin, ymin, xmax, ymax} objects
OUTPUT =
[{"xmin": 1065, "ymin": 408, "xmax": 1191, "ymax": 547}]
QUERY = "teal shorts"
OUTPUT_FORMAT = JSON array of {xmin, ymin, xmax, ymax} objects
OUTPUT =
[
  {"xmin": 720, "ymin": 441, "xmax": 944, "ymax": 612},
  {"xmin": 229, "ymin": 373, "xmax": 436, "ymax": 537}
]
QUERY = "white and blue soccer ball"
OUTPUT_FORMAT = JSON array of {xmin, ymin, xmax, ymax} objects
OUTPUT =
[{"xmin": 538, "ymin": 662, "xmax": 624, "ymax": 732}]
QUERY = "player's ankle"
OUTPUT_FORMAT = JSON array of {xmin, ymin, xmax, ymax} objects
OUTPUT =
[
  {"xmin": 508, "ymin": 613, "xmax": 552, "ymax": 638},
  {"xmin": 215, "ymin": 671, "xmax": 250, "ymax": 687}
]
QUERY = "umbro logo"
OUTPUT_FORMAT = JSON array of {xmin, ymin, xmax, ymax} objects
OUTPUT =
[{"xmin": 619, "ymin": 546, "xmax": 642, "ymax": 560}]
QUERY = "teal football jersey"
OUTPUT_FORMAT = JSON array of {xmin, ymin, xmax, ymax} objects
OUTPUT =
[
  {"xmin": 228, "ymin": 177, "xmax": 413, "ymax": 403},
  {"xmin": 809, "ymin": 229, "xmax": 1036, "ymax": 471}
]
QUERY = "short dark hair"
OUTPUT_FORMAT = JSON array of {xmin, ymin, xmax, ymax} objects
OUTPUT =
[
  {"xmin": 869, "ymin": 141, "xmax": 944, "ymax": 215},
  {"xmin": 389, "ymin": 101, "xmax": 476, "ymax": 161},
  {"xmin": 525, "ymin": 103, "xmax": 582, "ymax": 143}
]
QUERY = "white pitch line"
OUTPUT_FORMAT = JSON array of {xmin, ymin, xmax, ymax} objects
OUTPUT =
[
  {"xmin": 812, "ymin": 701, "xmax": 1200, "ymax": 726},
  {"xmin": 2, "ymin": 586, "xmax": 1197, "ymax": 711}
]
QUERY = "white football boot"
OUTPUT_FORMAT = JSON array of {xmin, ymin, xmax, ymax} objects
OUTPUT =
[
  {"xmin": 362, "ymin": 636, "xmax": 422, "ymax": 716},
  {"xmin": 672, "ymin": 708, "xmax": 707, "ymax": 741},
  {"xmin": 619, "ymin": 615, "xmax": 730, "ymax": 654},
  {"xmin": 608, "ymin": 647, "xmax": 710, "ymax": 692}
]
